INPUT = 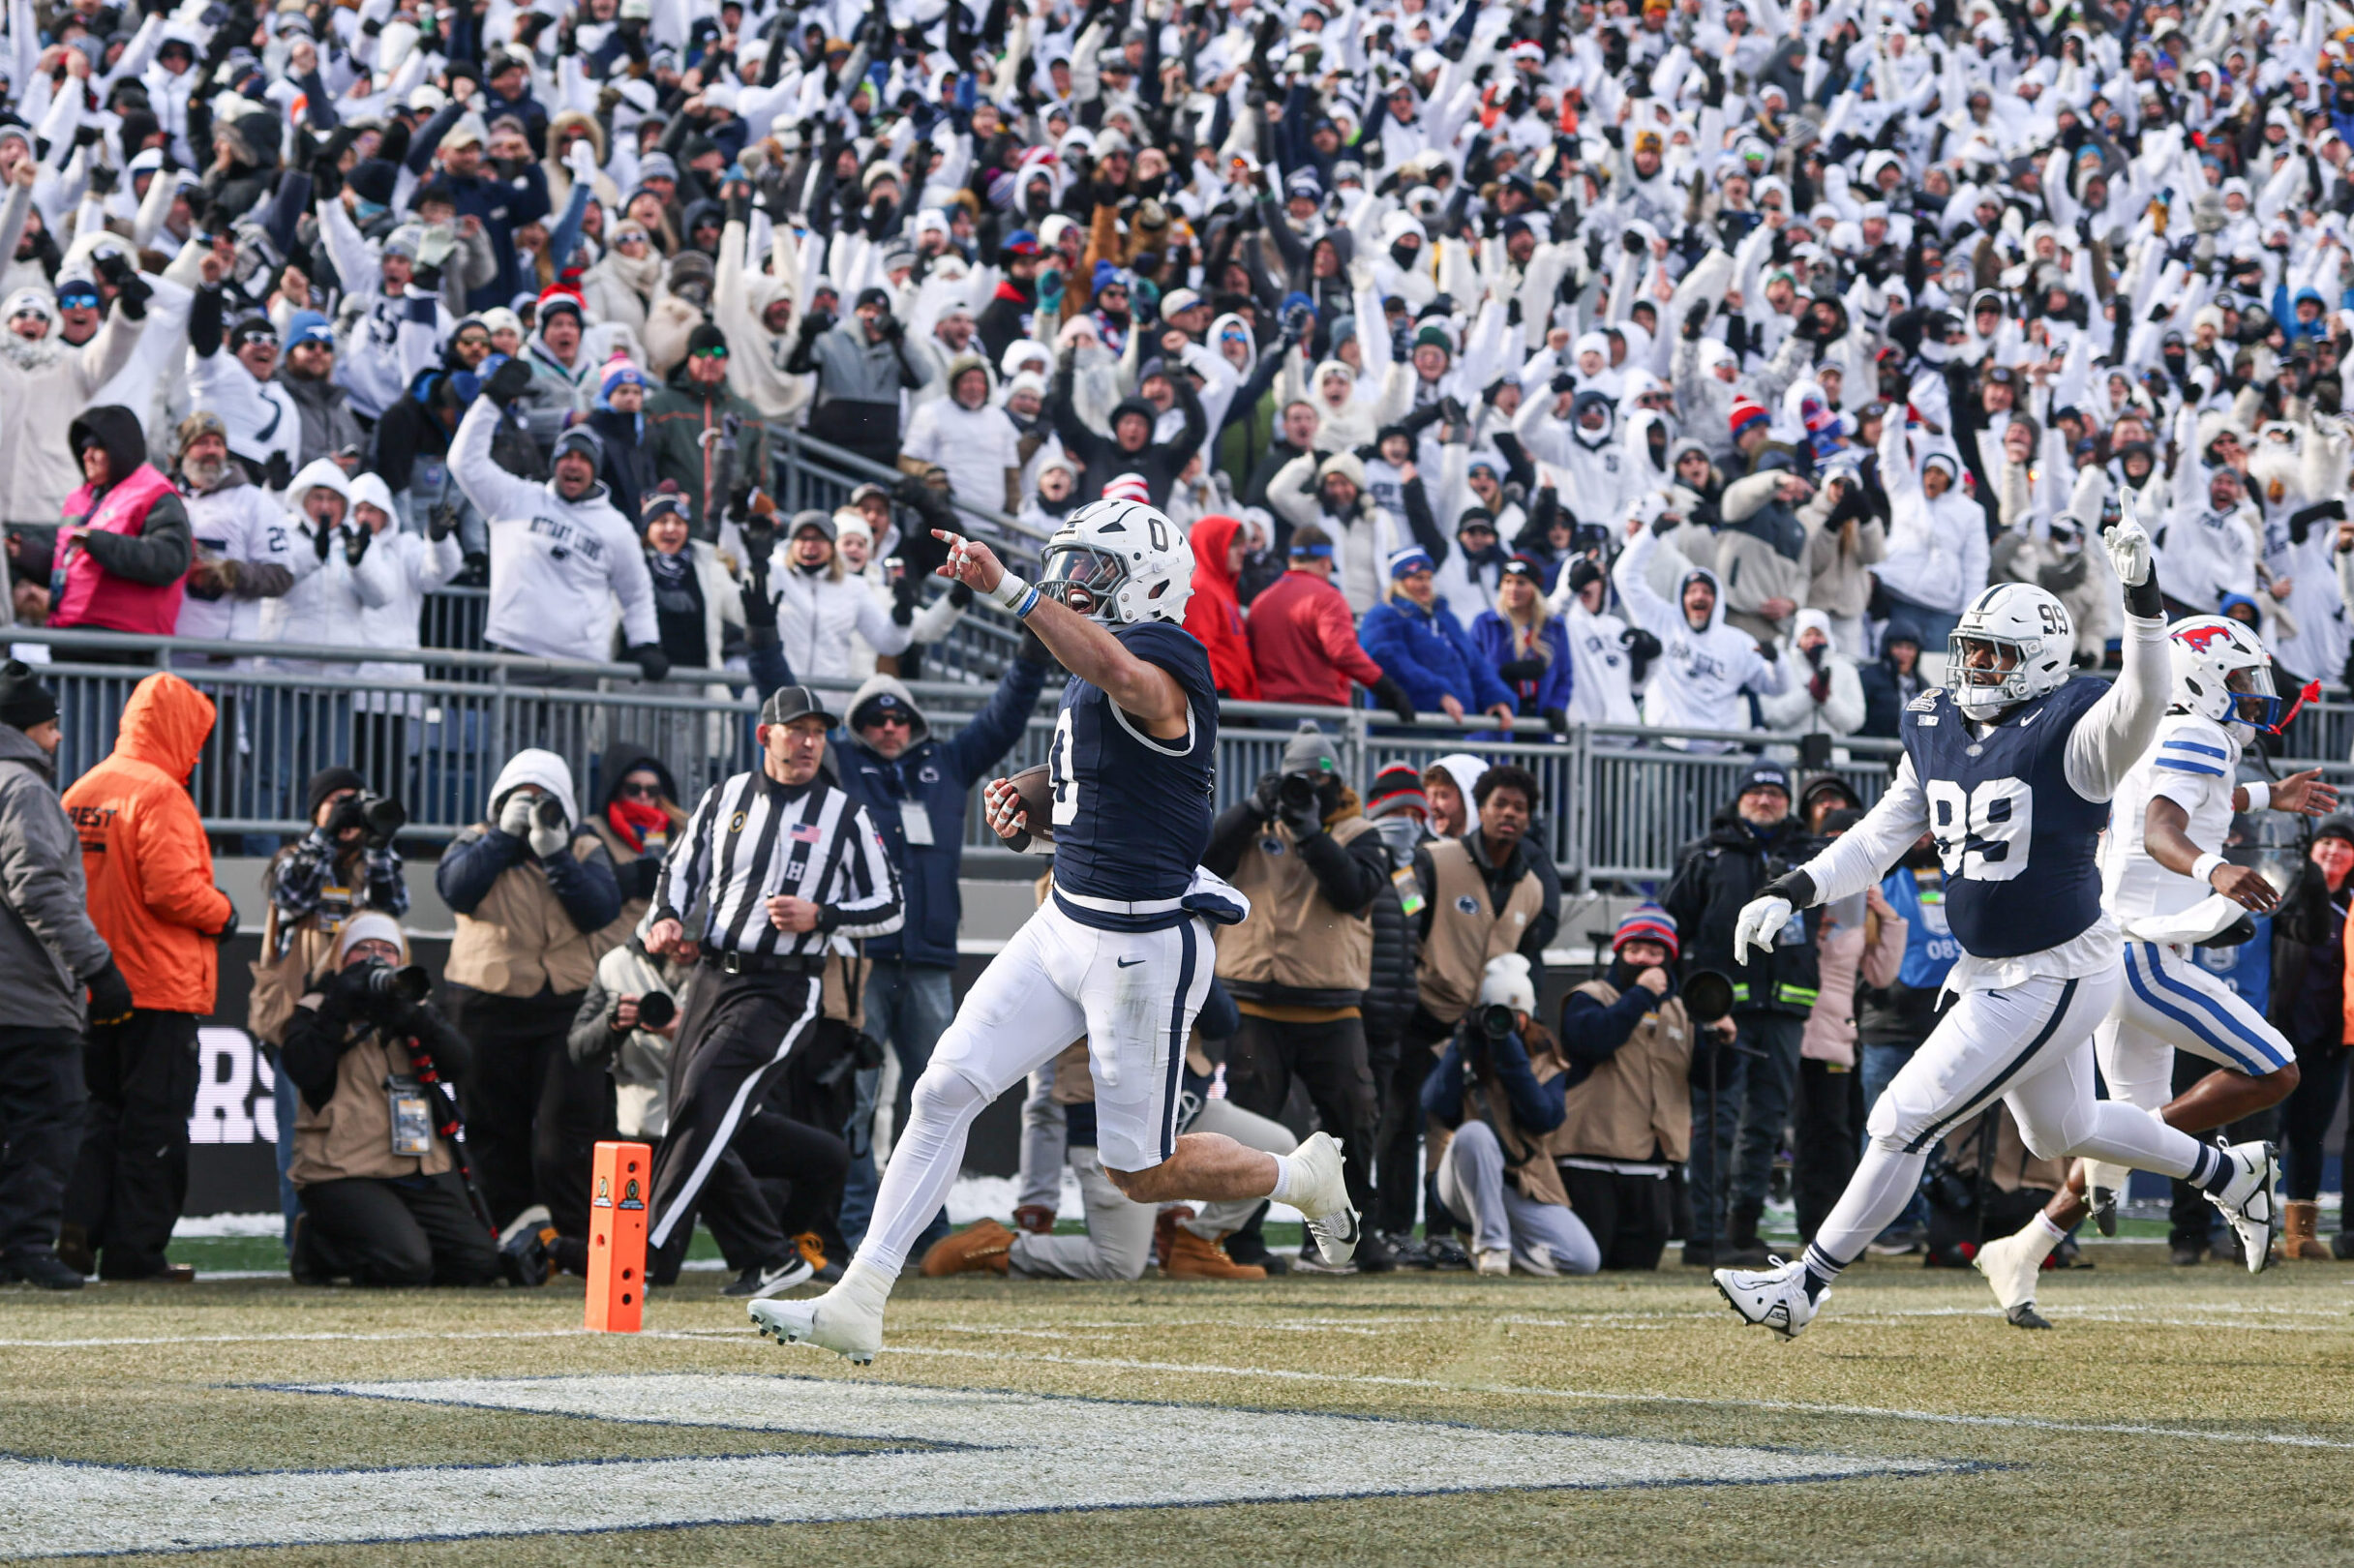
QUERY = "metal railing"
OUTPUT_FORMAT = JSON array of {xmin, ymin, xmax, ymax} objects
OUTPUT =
[{"xmin": 41, "ymin": 624, "xmax": 2354, "ymax": 883}]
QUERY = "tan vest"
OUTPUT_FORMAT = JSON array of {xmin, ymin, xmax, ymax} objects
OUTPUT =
[
  {"xmin": 444, "ymin": 828, "xmax": 616, "ymax": 998},
  {"xmin": 1463, "ymin": 1029, "xmax": 1572, "ymax": 1208},
  {"xmin": 287, "ymin": 1006, "xmax": 455, "ymax": 1186},
  {"xmin": 1416, "ymin": 838, "xmax": 1544, "ymax": 1025},
  {"xmin": 248, "ymin": 906, "xmax": 341, "ymax": 1048},
  {"xmin": 1550, "ymin": 979, "xmax": 1694, "ymax": 1164},
  {"xmin": 1050, "ymin": 1039, "xmax": 1092, "ymax": 1104},
  {"xmin": 1214, "ymin": 812, "xmax": 1377, "ymax": 996}
]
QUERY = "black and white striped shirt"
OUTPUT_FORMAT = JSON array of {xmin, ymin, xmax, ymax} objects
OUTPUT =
[{"xmin": 652, "ymin": 770, "xmax": 903, "ymax": 957}]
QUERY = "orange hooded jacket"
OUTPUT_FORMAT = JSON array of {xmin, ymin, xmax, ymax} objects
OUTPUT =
[
  {"xmin": 1182, "ymin": 514, "xmax": 1260, "ymax": 700},
  {"xmin": 63, "ymin": 673, "xmax": 231, "ymax": 1013}
]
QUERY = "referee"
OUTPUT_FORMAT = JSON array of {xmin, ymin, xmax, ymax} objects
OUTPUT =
[{"xmin": 642, "ymin": 687, "xmax": 903, "ymax": 1292}]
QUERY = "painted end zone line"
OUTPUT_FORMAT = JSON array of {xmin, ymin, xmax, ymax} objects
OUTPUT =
[
  {"xmin": 2, "ymin": 1323, "xmax": 2346, "ymax": 1455},
  {"xmin": 0, "ymin": 1375, "xmax": 1964, "ymax": 1557}
]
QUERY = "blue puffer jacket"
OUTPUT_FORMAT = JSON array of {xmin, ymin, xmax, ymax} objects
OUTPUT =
[
  {"xmin": 1360, "ymin": 593, "xmax": 1517, "ymax": 715},
  {"xmin": 834, "ymin": 656, "xmax": 1048, "ymax": 967}
]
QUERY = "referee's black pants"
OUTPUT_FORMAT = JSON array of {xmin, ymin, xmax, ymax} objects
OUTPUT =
[{"xmin": 647, "ymin": 967, "xmax": 821, "ymax": 1284}]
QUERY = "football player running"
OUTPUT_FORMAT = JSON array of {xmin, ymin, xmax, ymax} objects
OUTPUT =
[
  {"xmin": 1973, "ymin": 617, "xmax": 2330, "ymax": 1325},
  {"xmin": 751, "ymin": 500, "xmax": 1359, "ymax": 1362},
  {"xmin": 1712, "ymin": 500, "xmax": 2280, "ymax": 1341}
]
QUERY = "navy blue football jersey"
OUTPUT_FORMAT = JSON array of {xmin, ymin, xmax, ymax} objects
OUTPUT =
[
  {"xmin": 1900, "ymin": 677, "xmax": 2110, "ymax": 960},
  {"xmin": 1045, "ymin": 619, "xmax": 1219, "ymax": 902}
]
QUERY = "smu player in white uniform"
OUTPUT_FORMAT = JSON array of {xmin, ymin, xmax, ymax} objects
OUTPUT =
[
  {"xmin": 752, "ymin": 499, "xmax": 1359, "ymax": 1363},
  {"xmin": 1973, "ymin": 617, "xmax": 2332, "ymax": 1323},
  {"xmin": 1712, "ymin": 506, "xmax": 2279, "ymax": 1341}
]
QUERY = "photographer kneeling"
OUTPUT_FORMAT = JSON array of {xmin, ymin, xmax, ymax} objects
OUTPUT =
[
  {"xmin": 283, "ymin": 915, "xmax": 499, "ymax": 1287},
  {"xmin": 1420, "ymin": 954, "xmax": 1599, "ymax": 1278},
  {"xmin": 1554, "ymin": 908, "xmax": 1731, "ymax": 1271}
]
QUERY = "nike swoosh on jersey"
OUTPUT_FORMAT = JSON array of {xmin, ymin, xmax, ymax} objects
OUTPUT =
[
  {"xmin": 2018, "ymin": 709, "xmax": 2042, "ymax": 726},
  {"xmin": 1116, "ymin": 956, "xmax": 1146, "ymax": 968}
]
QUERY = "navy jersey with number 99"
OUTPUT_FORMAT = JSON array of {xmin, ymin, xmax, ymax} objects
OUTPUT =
[
  {"xmin": 1899, "ymin": 678, "xmax": 2109, "ymax": 959},
  {"xmin": 1045, "ymin": 620, "xmax": 1220, "ymax": 902}
]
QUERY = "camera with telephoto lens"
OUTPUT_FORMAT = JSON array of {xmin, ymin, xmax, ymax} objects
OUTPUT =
[
  {"xmin": 1477, "ymin": 1003, "xmax": 1518, "ymax": 1040},
  {"xmin": 349, "ymin": 959, "xmax": 433, "ymax": 1021},
  {"xmin": 531, "ymin": 796, "xmax": 567, "ymax": 831},
  {"xmin": 1278, "ymin": 773, "xmax": 1320, "ymax": 813},
  {"xmin": 360, "ymin": 793, "xmax": 405, "ymax": 845},
  {"xmin": 616, "ymin": 990, "xmax": 676, "ymax": 1031}
]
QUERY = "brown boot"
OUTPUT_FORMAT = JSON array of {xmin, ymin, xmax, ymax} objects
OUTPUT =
[
  {"xmin": 1162, "ymin": 1226, "xmax": 1269, "ymax": 1281},
  {"xmin": 920, "ymin": 1219, "xmax": 1014, "ymax": 1277},
  {"xmin": 2282, "ymin": 1199, "xmax": 2333, "ymax": 1260},
  {"xmin": 1151, "ymin": 1205, "xmax": 1195, "ymax": 1269}
]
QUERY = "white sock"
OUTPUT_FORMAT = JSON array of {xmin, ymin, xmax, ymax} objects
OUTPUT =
[
  {"xmin": 2022, "ymin": 1211, "xmax": 2067, "ymax": 1263},
  {"xmin": 834, "ymin": 1257, "xmax": 894, "ymax": 1312},
  {"xmin": 1266, "ymin": 1154, "xmax": 1296, "ymax": 1204}
]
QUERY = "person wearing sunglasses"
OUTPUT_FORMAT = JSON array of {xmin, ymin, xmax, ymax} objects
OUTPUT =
[{"xmin": 188, "ymin": 284, "xmax": 302, "ymax": 491}]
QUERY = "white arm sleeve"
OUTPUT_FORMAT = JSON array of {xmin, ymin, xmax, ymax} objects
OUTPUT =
[
  {"xmin": 1792, "ymin": 753, "xmax": 1931, "ymax": 907},
  {"xmin": 2063, "ymin": 612, "xmax": 2169, "ymax": 802}
]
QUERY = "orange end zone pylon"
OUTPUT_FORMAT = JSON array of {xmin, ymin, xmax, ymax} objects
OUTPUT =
[{"xmin": 587, "ymin": 1140, "xmax": 651, "ymax": 1332}]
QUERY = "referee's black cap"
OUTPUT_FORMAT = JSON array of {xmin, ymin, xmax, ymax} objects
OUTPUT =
[{"xmin": 760, "ymin": 686, "xmax": 839, "ymax": 729}]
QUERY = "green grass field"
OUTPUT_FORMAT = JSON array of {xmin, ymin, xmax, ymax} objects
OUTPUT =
[{"xmin": 5, "ymin": 1232, "xmax": 2354, "ymax": 1566}]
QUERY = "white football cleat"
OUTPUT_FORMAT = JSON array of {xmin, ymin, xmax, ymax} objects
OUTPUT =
[
  {"xmin": 1973, "ymin": 1228, "xmax": 2045, "ymax": 1318},
  {"xmin": 1288, "ymin": 1131, "xmax": 1360, "ymax": 1268},
  {"xmin": 1474, "ymin": 1248, "xmax": 1511, "ymax": 1277},
  {"xmin": 1712, "ymin": 1256, "xmax": 1821, "ymax": 1342},
  {"xmin": 749, "ymin": 1289, "xmax": 882, "ymax": 1365},
  {"xmin": 2203, "ymin": 1139, "xmax": 2281, "ymax": 1275}
]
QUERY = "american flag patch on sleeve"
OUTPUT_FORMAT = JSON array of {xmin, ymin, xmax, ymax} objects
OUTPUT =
[{"xmin": 791, "ymin": 823, "xmax": 823, "ymax": 843}]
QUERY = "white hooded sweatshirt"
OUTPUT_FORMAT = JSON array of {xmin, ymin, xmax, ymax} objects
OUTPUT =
[
  {"xmin": 1613, "ymin": 526, "xmax": 1790, "ymax": 751},
  {"xmin": 451, "ymin": 399, "xmax": 659, "ymax": 664}
]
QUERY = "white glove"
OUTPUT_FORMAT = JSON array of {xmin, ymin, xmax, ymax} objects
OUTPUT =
[
  {"xmin": 2106, "ymin": 505, "xmax": 2151, "ymax": 588},
  {"xmin": 565, "ymin": 138, "xmax": 599, "ymax": 185},
  {"xmin": 528, "ymin": 803, "xmax": 570, "ymax": 860},
  {"xmin": 498, "ymin": 792, "xmax": 535, "ymax": 839},
  {"xmin": 1731, "ymin": 894, "xmax": 1794, "ymax": 967},
  {"xmin": 415, "ymin": 223, "xmax": 458, "ymax": 272}
]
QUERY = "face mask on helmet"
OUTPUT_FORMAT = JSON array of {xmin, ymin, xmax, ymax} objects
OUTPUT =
[
  {"xmin": 1945, "ymin": 587, "xmax": 2071, "ymax": 717},
  {"xmin": 1038, "ymin": 543, "xmax": 1130, "ymax": 620}
]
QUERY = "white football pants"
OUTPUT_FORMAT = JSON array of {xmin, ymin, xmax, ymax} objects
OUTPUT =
[{"xmin": 1810, "ymin": 966, "xmax": 2212, "ymax": 1267}]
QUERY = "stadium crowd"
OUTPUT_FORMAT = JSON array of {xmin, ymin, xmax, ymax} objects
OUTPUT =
[{"xmin": 0, "ymin": 0, "xmax": 2352, "ymax": 1289}]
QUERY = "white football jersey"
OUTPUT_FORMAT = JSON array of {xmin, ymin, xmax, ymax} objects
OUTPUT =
[{"xmin": 2100, "ymin": 711, "xmax": 2241, "ymax": 923}]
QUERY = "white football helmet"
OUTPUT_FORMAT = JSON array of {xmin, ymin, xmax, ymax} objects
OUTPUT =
[
  {"xmin": 1038, "ymin": 497, "xmax": 1195, "ymax": 625},
  {"xmin": 2169, "ymin": 615, "xmax": 2279, "ymax": 739},
  {"xmin": 1947, "ymin": 582, "xmax": 2074, "ymax": 719}
]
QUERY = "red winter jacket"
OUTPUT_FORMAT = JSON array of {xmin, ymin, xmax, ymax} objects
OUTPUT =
[
  {"xmin": 1181, "ymin": 514, "xmax": 1259, "ymax": 700},
  {"xmin": 1246, "ymin": 567, "xmax": 1386, "ymax": 707}
]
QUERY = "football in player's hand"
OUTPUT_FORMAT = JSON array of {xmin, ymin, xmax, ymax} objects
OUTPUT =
[{"xmin": 1008, "ymin": 764, "xmax": 1056, "ymax": 844}]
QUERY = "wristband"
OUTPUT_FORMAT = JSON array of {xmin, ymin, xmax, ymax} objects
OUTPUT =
[
  {"xmin": 986, "ymin": 571, "xmax": 1041, "ymax": 618},
  {"xmin": 2190, "ymin": 852, "xmax": 2227, "ymax": 887},
  {"xmin": 2240, "ymin": 779, "xmax": 2270, "ymax": 813}
]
